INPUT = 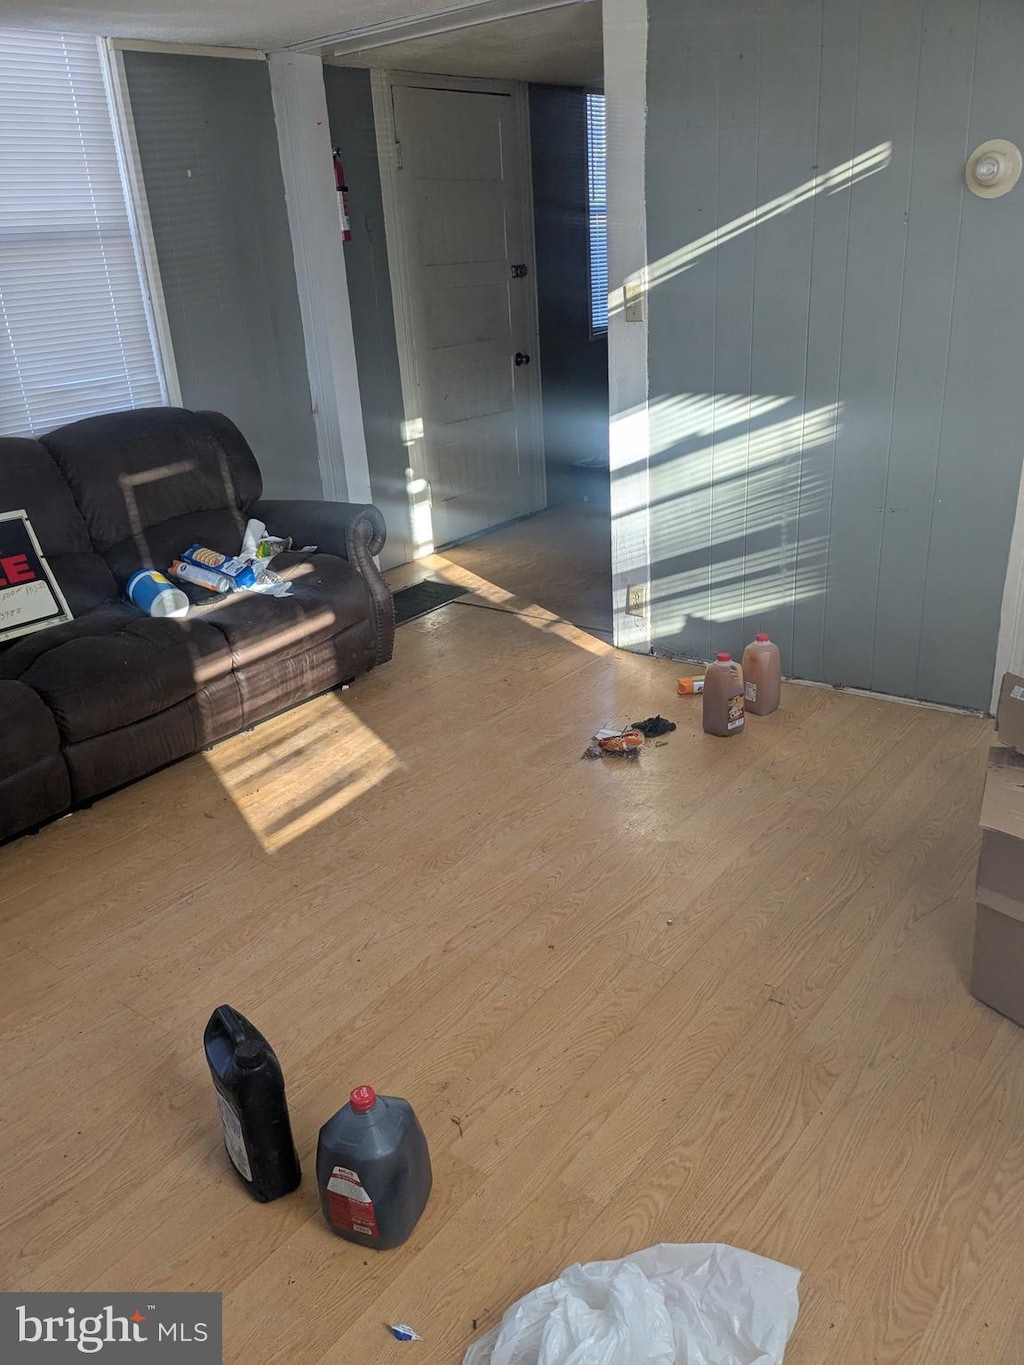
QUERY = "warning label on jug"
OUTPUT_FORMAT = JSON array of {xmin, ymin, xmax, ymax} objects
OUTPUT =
[
  {"xmin": 327, "ymin": 1165, "xmax": 379, "ymax": 1238},
  {"xmin": 745, "ymin": 680, "xmax": 757, "ymax": 702},
  {"xmin": 217, "ymin": 1092, "xmax": 253, "ymax": 1181},
  {"xmin": 727, "ymin": 695, "xmax": 745, "ymax": 731}
]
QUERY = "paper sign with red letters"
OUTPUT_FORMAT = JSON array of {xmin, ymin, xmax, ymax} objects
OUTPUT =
[{"xmin": 0, "ymin": 510, "xmax": 73, "ymax": 643}]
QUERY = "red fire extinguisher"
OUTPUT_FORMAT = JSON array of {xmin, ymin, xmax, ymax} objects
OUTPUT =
[{"xmin": 333, "ymin": 150, "xmax": 352, "ymax": 243}]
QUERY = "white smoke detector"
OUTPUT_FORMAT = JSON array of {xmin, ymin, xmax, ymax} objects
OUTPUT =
[{"xmin": 966, "ymin": 139, "xmax": 1022, "ymax": 198}]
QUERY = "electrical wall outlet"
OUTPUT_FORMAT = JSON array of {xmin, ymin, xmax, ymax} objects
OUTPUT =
[
  {"xmin": 626, "ymin": 583, "xmax": 647, "ymax": 616},
  {"xmin": 624, "ymin": 276, "xmax": 646, "ymax": 323}
]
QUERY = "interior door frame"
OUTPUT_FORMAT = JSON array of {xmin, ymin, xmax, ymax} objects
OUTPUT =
[
  {"xmin": 370, "ymin": 67, "xmax": 545, "ymax": 554},
  {"xmin": 993, "ymin": 458, "xmax": 1024, "ymax": 712}
]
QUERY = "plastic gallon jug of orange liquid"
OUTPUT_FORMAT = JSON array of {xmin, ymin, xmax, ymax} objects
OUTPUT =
[
  {"xmin": 316, "ymin": 1086, "xmax": 432, "ymax": 1250},
  {"xmin": 742, "ymin": 633, "xmax": 782, "ymax": 716},
  {"xmin": 703, "ymin": 653, "xmax": 745, "ymax": 737}
]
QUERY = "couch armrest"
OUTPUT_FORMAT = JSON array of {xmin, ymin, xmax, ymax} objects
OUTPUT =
[
  {"xmin": 250, "ymin": 499, "xmax": 394, "ymax": 666},
  {"xmin": 249, "ymin": 499, "xmax": 386, "ymax": 561}
]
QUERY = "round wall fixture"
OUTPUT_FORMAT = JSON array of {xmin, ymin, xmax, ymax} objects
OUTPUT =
[{"xmin": 965, "ymin": 139, "xmax": 1022, "ymax": 198}]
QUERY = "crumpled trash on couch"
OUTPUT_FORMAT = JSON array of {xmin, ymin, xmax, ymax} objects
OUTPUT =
[
  {"xmin": 462, "ymin": 1243, "xmax": 801, "ymax": 1365},
  {"xmin": 169, "ymin": 541, "xmax": 292, "ymax": 597},
  {"xmin": 239, "ymin": 516, "xmax": 293, "ymax": 561}
]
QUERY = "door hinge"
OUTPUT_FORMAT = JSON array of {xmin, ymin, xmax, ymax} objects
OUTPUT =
[{"xmin": 395, "ymin": 140, "xmax": 403, "ymax": 171}]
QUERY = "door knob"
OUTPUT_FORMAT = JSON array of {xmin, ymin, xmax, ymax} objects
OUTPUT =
[{"xmin": 514, "ymin": 352, "xmax": 531, "ymax": 366}]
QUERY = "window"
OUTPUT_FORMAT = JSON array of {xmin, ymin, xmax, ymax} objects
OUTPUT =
[
  {"xmin": 586, "ymin": 92, "xmax": 608, "ymax": 337},
  {"xmin": 0, "ymin": 30, "xmax": 165, "ymax": 437}
]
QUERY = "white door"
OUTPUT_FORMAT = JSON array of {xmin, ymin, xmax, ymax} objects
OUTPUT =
[{"xmin": 389, "ymin": 80, "xmax": 544, "ymax": 549}]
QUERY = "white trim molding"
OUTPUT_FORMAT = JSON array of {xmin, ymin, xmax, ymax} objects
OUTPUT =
[
  {"xmin": 604, "ymin": 0, "xmax": 650, "ymax": 653},
  {"xmin": 98, "ymin": 38, "xmax": 182, "ymax": 407},
  {"xmin": 110, "ymin": 39, "xmax": 265, "ymax": 60},
  {"xmin": 288, "ymin": 0, "xmax": 594, "ymax": 57},
  {"xmin": 993, "ymin": 454, "xmax": 1024, "ymax": 710},
  {"xmin": 370, "ymin": 68, "xmax": 425, "ymax": 505},
  {"xmin": 512, "ymin": 77, "xmax": 547, "ymax": 517},
  {"xmin": 268, "ymin": 51, "xmax": 372, "ymax": 505}
]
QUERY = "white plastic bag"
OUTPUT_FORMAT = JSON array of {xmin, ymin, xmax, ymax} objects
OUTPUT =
[
  {"xmin": 462, "ymin": 1243, "xmax": 800, "ymax": 1365},
  {"xmin": 239, "ymin": 517, "xmax": 266, "ymax": 561}
]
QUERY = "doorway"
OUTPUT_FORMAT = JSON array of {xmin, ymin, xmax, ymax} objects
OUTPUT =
[
  {"xmin": 373, "ymin": 72, "xmax": 545, "ymax": 552},
  {"xmin": 326, "ymin": 0, "xmax": 610, "ymax": 637},
  {"xmin": 529, "ymin": 85, "xmax": 609, "ymax": 516}
]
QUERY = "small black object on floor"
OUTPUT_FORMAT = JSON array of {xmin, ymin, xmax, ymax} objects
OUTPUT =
[
  {"xmin": 631, "ymin": 715, "xmax": 677, "ymax": 737},
  {"xmin": 392, "ymin": 579, "xmax": 469, "ymax": 625}
]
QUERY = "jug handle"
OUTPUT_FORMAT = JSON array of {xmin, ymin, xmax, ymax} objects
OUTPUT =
[{"xmin": 210, "ymin": 1004, "xmax": 252, "ymax": 1046}]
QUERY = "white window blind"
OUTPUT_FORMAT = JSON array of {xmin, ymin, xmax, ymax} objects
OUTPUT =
[
  {"xmin": 586, "ymin": 92, "xmax": 608, "ymax": 337},
  {"xmin": 0, "ymin": 30, "xmax": 164, "ymax": 437}
]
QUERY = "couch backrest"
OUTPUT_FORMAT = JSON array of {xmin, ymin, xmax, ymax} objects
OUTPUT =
[
  {"xmin": 39, "ymin": 407, "xmax": 266, "ymax": 590},
  {"xmin": 0, "ymin": 437, "xmax": 118, "ymax": 617},
  {"xmin": 40, "ymin": 407, "xmax": 264, "ymax": 553}
]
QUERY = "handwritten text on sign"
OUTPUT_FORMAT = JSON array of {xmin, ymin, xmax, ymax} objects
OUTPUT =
[{"xmin": 0, "ymin": 510, "xmax": 72, "ymax": 642}]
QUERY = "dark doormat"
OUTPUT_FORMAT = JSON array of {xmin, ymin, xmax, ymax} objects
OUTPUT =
[{"xmin": 392, "ymin": 579, "xmax": 469, "ymax": 625}]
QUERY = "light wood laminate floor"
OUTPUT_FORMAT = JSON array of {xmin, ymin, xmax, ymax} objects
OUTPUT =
[{"xmin": 2, "ymin": 512, "xmax": 1021, "ymax": 1363}]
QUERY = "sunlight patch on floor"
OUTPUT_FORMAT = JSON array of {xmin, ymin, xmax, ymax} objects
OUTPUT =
[
  {"xmin": 202, "ymin": 691, "xmax": 401, "ymax": 852},
  {"xmin": 400, "ymin": 552, "xmax": 614, "ymax": 658}
]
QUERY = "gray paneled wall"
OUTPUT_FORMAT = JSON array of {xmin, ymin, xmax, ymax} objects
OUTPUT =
[
  {"xmin": 645, "ymin": 0, "xmax": 1024, "ymax": 709},
  {"xmin": 124, "ymin": 52, "xmax": 322, "ymax": 501}
]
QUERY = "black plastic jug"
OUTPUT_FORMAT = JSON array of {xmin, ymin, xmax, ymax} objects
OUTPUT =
[
  {"xmin": 316, "ymin": 1086, "xmax": 432, "ymax": 1249},
  {"xmin": 203, "ymin": 1005, "xmax": 301, "ymax": 1203}
]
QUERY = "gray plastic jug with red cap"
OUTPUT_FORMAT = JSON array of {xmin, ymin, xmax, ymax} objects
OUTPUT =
[{"xmin": 315, "ymin": 1086, "xmax": 432, "ymax": 1250}]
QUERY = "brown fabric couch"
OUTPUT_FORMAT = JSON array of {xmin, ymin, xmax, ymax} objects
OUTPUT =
[{"xmin": 0, "ymin": 407, "xmax": 394, "ymax": 842}]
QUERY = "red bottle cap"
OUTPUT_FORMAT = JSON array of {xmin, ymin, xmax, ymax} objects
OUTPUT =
[
  {"xmin": 756, "ymin": 633, "xmax": 771, "ymax": 643},
  {"xmin": 716, "ymin": 652, "xmax": 732, "ymax": 662},
  {"xmin": 349, "ymin": 1085, "xmax": 377, "ymax": 1113}
]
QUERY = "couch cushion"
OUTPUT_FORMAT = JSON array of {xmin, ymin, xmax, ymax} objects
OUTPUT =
[
  {"xmin": 103, "ymin": 507, "xmax": 253, "ymax": 593},
  {"xmin": 65, "ymin": 673, "xmax": 244, "ymax": 804},
  {"xmin": 64, "ymin": 695, "xmax": 204, "ymax": 804},
  {"xmin": 0, "ymin": 681, "xmax": 70, "ymax": 840},
  {"xmin": 188, "ymin": 553, "xmax": 370, "ymax": 669},
  {"xmin": 40, "ymin": 407, "xmax": 262, "ymax": 553},
  {"xmin": 234, "ymin": 618, "xmax": 376, "ymax": 727},
  {"xmin": 0, "ymin": 755, "xmax": 71, "ymax": 842},
  {"xmin": 0, "ymin": 604, "xmax": 233, "ymax": 744},
  {"xmin": 0, "ymin": 679, "xmax": 62, "ymax": 779},
  {"xmin": 0, "ymin": 437, "xmax": 118, "ymax": 616}
]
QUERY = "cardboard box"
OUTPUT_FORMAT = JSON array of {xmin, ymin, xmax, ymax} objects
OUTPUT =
[
  {"xmin": 976, "ymin": 747, "xmax": 1024, "ymax": 914},
  {"xmin": 973, "ymin": 741, "xmax": 1024, "ymax": 1026},
  {"xmin": 996, "ymin": 672, "xmax": 1024, "ymax": 753},
  {"xmin": 971, "ymin": 903, "xmax": 1024, "ymax": 1027}
]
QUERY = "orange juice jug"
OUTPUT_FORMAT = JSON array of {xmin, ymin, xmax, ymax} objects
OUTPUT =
[
  {"xmin": 742, "ymin": 633, "xmax": 782, "ymax": 716},
  {"xmin": 702, "ymin": 653, "xmax": 745, "ymax": 737}
]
